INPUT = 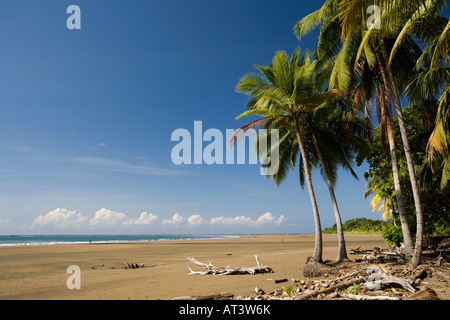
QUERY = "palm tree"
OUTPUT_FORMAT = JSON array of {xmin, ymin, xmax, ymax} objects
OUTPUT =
[
  {"xmin": 306, "ymin": 99, "xmax": 366, "ymax": 262},
  {"xmin": 380, "ymin": 0, "xmax": 450, "ymax": 265},
  {"xmin": 402, "ymin": 8, "xmax": 450, "ymax": 193},
  {"xmin": 294, "ymin": 0, "xmax": 446, "ymax": 264},
  {"xmin": 342, "ymin": 0, "xmax": 427, "ymax": 266},
  {"xmin": 234, "ymin": 48, "xmax": 362, "ymax": 264},
  {"xmin": 234, "ymin": 49, "xmax": 324, "ymax": 263},
  {"xmin": 408, "ymin": 67, "xmax": 450, "ymax": 191},
  {"xmin": 295, "ymin": 0, "xmax": 450, "ymax": 266}
]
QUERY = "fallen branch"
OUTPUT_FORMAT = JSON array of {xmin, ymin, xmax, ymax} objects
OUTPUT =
[
  {"xmin": 172, "ymin": 292, "xmax": 235, "ymax": 300},
  {"xmin": 350, "ymin": 246, "xmax": 405, "ymax": 263},
  {"xmin": 187, "ymin": 255, "xmax": 274, "ymax": 275},
  {"xmin": 346, "ymin": 293, "xmax": 400, "ymax": 300},
  {"xmin": 297, "ymin": 276, "xmax": 365, "ymax": 300},
  {"xmin": 381, "ymin": 276, "xmax": 416, "ymax": 293}
]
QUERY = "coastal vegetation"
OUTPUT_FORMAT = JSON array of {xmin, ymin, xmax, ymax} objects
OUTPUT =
[
  {"xmin": 323, "ymin": 218, "xmax": 387, "ymax": 234},
  {"xmin": 235, "ymin": 0, "xmax": 450, "ymax": 271}
]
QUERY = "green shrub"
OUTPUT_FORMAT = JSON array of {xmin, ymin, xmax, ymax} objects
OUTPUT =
[
  {"xmin": 323, "ymin": 218, "xmax": 387, "ymax": 234},
  {"xmin": 382, "ymin": 225, "xmax": 403, "ymax": 247}
]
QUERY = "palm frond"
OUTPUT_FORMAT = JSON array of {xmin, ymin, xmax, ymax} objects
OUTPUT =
[{"xmin": 431, "ymin": 18, "xmax": 450, "ymax": 69}]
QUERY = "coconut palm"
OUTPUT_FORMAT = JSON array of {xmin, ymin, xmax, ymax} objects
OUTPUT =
[
  {"xmin": 295, "ymin": 4, "xmax": 417, "ymax": 259},
  {"xmin": 403, "ymin": 9, "xmax": 450, "ymax": 193},
  {"xmin": 234, "ymin": 48, "xmax": 363, "ymax": 264},
  {"xmin": 406, "ymin": 67, "xmax": 450, "ymax": 191},
  {"xmin": 373, "ymin": 0, "xmax": 450, "ymax": 266},
  {"xmin": 294, "ymin": 0, "xmax": 438, "ymax": 265},
  {"xmin": 233, "ymin": 49, "xmax": 324, "ymax": 263},
  {"xmin": 364, "ymin": 180, "xmax": 395, "ymax": 222},
  {"xmin": 306, "ymin": 98, "xmax": 367, "ymax": 262}
]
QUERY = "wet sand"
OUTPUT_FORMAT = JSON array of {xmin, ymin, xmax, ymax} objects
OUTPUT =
[{"xmin": 0, "ymin": 234, "xmax": 386, "ymax": 300}]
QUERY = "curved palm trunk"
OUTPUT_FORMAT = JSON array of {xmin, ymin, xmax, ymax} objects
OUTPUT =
[
  {"xmin": 310, "ymin": 129, "xmax": 349, "ymax": 262},
  {"xmin": 380, "ymin": 40, "xmax": 424, "ymax": 266},
  {"xmin": 379, "ymin": 90, "xmax": 415, "ymax": 259},
  {"xmin": 375, "ymin": 48, "xmax": 415, "ymax": 259},
  {"xmin": 293, "ymin": 120, "xmax": 323, "ymax": 262}
]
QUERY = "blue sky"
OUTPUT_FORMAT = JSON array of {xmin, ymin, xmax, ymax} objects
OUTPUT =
[{"xmin": 0, "ymin": 0, "xmax": 376, "ymax": 235}]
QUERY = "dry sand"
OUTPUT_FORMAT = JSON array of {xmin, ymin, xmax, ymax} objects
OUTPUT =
[{"xmin": 0, "ymin": 234, "xmax": 386, "ymax": 300}]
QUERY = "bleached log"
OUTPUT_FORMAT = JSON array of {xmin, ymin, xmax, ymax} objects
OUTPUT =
[
  {"xmin": 350, "ymin": 247, "xmax": 405, "ymax": 258},
  {"xmin": 186, "ymin": 257, "xmax": 273, "ymax": 275},
  {"xmin": 380, "ymin": 276, "xmax": 416, "ymax": 293},
  {"xmin": 255, "ymin": 255, "xmax": 261, "ymax": 267},
  {"xmin": 346, "ymin": 293, "xmax": 400, "ymax": 300},
  {"xmin": 172, "ymin": 292, "xmax": 235, "ymax": 300}
]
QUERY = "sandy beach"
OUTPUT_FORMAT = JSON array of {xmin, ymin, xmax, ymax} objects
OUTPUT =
[{"xmin": 0, "ymin": 234, "xmax": 386, "ymax": 300}]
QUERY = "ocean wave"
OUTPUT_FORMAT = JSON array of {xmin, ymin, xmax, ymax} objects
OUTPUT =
[{"xmin": 0, "ymin": 235, "xmax": 240, "ymax": 246}]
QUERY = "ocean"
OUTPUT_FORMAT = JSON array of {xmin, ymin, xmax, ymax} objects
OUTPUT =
[{"xmin": 0, "ymin": 234, "xmax": 238, "ymax": 246}]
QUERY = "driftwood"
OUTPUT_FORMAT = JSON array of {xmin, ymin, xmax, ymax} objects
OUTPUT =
[
  {"xmin": 172, "ymin": 292, "xmax": 235, "ymax": 300},
  {"xmin": 346, "ymin": 293, "xmax": 400, "ymax": 300},
  {"xmin": 350, "ymin": 246, "xmax": 405, "ymax": 263},
  {"xmin": 380, "ymin": 276, "xmax": 416, "ymax": 293},
  {"xmin": 187, "ymin": 255, "xmax": 274, "ymax": 275},
  {"xmin": 297, "ymin": 263, "xmax": 417, "ymax": 300},
  {"xmin": 297, "ymin": 276, "xmax": 365, "ymax": 300},
  {"xmin": 360, "ymin": 265, "xmax": 416, "ymax": 293}
]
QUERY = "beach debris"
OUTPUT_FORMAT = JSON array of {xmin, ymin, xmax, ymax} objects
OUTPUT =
[
  {"xmin": 379, "ymin": 276, "xmax": 416, "ymax": 293},
  {"xmin": 350, "ymin": 246, "xmax": 405, "ymax": 263},
  {"xmin": 255, "ymin": 287, "xmax": 265, "ymax": 295},
  {"xmin": 173, "ymin": 257, "xmax": 446, "ymax": 300},
  {"xmin": 172, "ymin": 292, "xmax": 235, "ymax": 300},
  {"xmin": 274, "ymin": 278, "xmax": 288, "ymax": 284},
  {"xmin": 186, "ymin": 255, "xmax": 274, "ymax": 275},
  {"xmin": 174, "ymin": 244, "xmax": 448, "ymax": 300},
  {"xmin": 125, "ymin": 262, "xmax": 144, "ymax": 270},
  {"xmin": 346, "ymin": 293, "xmax": 400, "ymax": 300}
]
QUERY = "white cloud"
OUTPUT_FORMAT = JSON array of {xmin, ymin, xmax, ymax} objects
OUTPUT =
[
  {"xmin": 275, "ymin": 215, "xmax": 287, "ymax": 226},
  {"xmin": 31, "ymin": 208, "xmax": 88, "ymax": 229},
  {"xmin": 26, "ymin": 209, "xmax": 286, "ymax": 232},
  {"xmin": 162, "ymin": 213, "xmax": 184, "ymax": 226},
  {"xmin": 210, "ymin": 215, "xmax": 252, "ymax": 226},
  {"xmin": 256, "ymin": 212, "xmax": 287, "ymax": 226},
  {"xmin": 123, "ymin": 212, "xmax": 158, "ymax": 226},
  {"xmin": 187, "ymin": 214, "xmax": 203, "ymax": 226},
  {"xmin": 0, "ymin": 218, "xmax": 12, "ymax": 225},
  {"xmin": 89, "ymin": 208, "xmax": 126, "ymax": 227},
  {"xmin": 256, "ymin": 212, "xmax": 275, "ymax": 224},
  {"xmin": 210, "ymin": 212, "xmax": 286, "ymax": 228}
]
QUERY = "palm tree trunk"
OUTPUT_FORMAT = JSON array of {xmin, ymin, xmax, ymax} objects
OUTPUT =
[
  {"xmin": 310, "ymin": 129, "xmax": 349, "ymax": 262},
  {"xmin": 374, "ymin": 48, "xmax": 415, "ymax": 259},
  {"xmin": 293, "ymin": 119, "xmax": 323, "ymax": 262},
  {"xmin": 379, "ymin": 91, "xmax": 415, "ymax": 259},
  {"xmin": 380, "ymin": 39, "xmax": 424, "ymax": 266}
]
